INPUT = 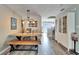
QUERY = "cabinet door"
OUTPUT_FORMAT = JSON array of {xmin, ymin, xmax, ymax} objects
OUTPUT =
[
  {"xmin": 59, "ymin": 18, "xmax": 61, "ymax": 32},
  {"xmin": 63, "ymin": 16, "xmax": 67, "ymax": 33}
]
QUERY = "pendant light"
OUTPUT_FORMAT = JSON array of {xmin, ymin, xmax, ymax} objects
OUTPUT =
[
  {"xmin": 27, "ymin": 9, "xmax": 30, "ymax": 23},
  {"xmin": 27, "ymin": 9, "xmax": 30, "ymax": 20}
]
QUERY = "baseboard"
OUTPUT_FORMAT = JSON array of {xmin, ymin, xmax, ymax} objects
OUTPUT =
[
  {"xmin": 0, "ymin": 46, "xmax": 10, "ymax": 55},
  {"xmin": 54, "ymin": 39, "xmax": 58, "ymax": 43},
  {"xmin": 55, "ymin": 40, "xmax": 79, "ymax": 55},
  {"xmin": 54, "ymin": 40, "xmax": 68, "ymax": 53}
]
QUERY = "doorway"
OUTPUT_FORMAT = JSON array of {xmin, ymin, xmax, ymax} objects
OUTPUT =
[{"xmin": 42, "ymin": 18, "xmax": 55, "ymax": 39}]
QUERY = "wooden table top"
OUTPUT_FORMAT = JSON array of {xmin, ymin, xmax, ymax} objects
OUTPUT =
[
  {"xmin": 8, "ymin": 40, "xmax": 40, "ymax": 45},
  {"xmin": 10, "ymin": 33, "xmax": 41, "ymax": 36}
]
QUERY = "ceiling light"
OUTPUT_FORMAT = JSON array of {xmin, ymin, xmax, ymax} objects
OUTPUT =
[
  {"xmin": 32, "ymin": 21, "xmax": 35, "ymax": 23},
  {"xmin": 22, "ymin": 21, "xmax": 24, "ymax": 24},
  {"xmin": 27, "ymin": 21, "xmax": 29, "ymax": 23}
]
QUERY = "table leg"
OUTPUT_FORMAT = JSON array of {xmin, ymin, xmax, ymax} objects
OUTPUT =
[
  {"xmin": 35, "ymin": 45, "xmax": 38, "ymax": 55},
  {"xmin": 16, "ymin": 36, "xmax": 22, "ymax": 47},
  {"xmin": 35, "ymin": 45, "xmax": 38, "ymax": 53},
  {"xmin": 36, "ymin": 45, "xmax": 38, "ymax": 54},
  {"xmin": 10, "ymin": 45, "xmax": 15, "ymax": 52},
  {"xmin": 35, "ymin": 36, "xmax": 37, "ymax": 40},
  {"xmin": 16, "ymin": 36, "xmax": 21, "ymax": 40}
]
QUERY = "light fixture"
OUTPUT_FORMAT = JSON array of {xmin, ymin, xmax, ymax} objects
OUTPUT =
[
  {"xmin": 26, "ymin": 9, "xmax": 30, "ymax": 24},
  {"xmin": 27, "ymin": 21, "xmax": 29, "ymax": 23},
  {"xmin": 21, "ymin": 19, "xmax": 24, "ymax": 33},
  {"xmin": 27, "ymin": 9, "xmax": 30, "ymax": 20},
  {"xmin": 22, "ymin": 21, "xmax": 24, "ymax": 24},
  {"xmin": 32, "ymin": 21, "xmax": 35, "ymax": 23}
]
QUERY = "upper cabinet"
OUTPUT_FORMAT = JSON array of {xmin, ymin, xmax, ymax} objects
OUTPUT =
[
  {"xmin": 58, "ymin": 16, "xmax": 67, "ymax": 33},
  {"xmin": 59, "ymin": 18, "xmax": 61, "ymax": 33},
  {"xmin": 63, "ymin": 16, "xmax": 67, "ymax": 33},
  {"xmin": 58, "ymin": 12, "xmax": 75, "ymax": 34}
]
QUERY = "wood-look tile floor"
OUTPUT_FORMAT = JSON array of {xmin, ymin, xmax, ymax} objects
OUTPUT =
[{"xmin": 7, "ymin": 33, "xmax": 69, "ymax": 55}]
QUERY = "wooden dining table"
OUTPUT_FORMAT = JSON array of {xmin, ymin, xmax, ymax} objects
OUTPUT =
[
  {"xmin": 8, "ymin": 32, "xmax": 41, "ymax": 54},
  {"xmin": 13, "ymin": 33, "xmax": 41, "ymax": 36},
  {"xmin": 10, "ymin": 32, "xmax": 41, "ymax": 40}
]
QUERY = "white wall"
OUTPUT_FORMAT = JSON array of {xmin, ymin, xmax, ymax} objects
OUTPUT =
[
  {"xmin": 67, "ymin": 12, "xmax": 75, "ymax": 50},
  {"xmin": 75, "ymin": 6, "xmax": 79, "ymax": 53},
  {"xmin": 63, "ymin": 5, "xmax": 79, "ymax": 53},
  {"xmin": 55, "ymin": 12, "xmax": 68, "ymax": 49},
  {"xmin": 55, "ymin": 11, "xmax": 75, "ymax": 50},
  {"xmin": 55, "ymin": 5, "xmax": 79, "ymax": 52},
  {"xmin": 0, "ymin": 5, "xmax": 21, "ymax": 52}
]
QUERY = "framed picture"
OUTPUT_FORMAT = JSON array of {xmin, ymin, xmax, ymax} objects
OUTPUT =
[
  {"xmin": 63, "ymin": 16, "xmax": 67, "ymax": 33},
  {"xmin": 11, "ymin": 17, "xmax": 17, "ymax": 30}
]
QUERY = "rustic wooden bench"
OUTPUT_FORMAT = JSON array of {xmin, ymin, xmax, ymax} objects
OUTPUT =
[{"xmin": 8, "ymin": 40, "xmax": 40, "ymax": 54}]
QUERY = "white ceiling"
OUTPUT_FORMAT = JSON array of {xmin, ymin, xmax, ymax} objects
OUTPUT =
[{"xmin": 6, "ymin": 4, "xmax": 73, "ymax": 20}]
